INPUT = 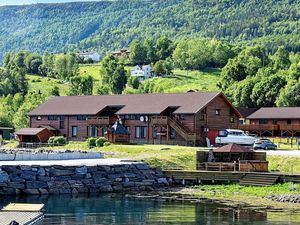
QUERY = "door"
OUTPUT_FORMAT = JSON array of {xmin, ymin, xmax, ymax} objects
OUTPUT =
[{"xmin": 207, "ymin": 129, "xmax": 219, "ymax": 145}]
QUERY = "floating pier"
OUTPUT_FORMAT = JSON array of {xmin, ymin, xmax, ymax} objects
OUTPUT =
[{"xmin": 0, "ymin": 203, "xmax": 44, "ymax": 225}]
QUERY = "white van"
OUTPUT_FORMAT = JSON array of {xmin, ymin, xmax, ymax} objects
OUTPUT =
[{"xmin": 215, "ymin": 129, "xmax": 256, "ymax": 145}]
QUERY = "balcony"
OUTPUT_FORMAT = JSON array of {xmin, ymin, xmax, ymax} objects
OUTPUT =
[
  {"xmin": 151, "ymin": 116, "xmax": 169, "ymax": 125},
  {"xmin": 239, "ymin": 124, "xmax": 279, "ymax": 131},
  {"xmin": 87, "ymin": 116, "xmax": 110, "ymax": 126},
  {"xmin": 280, "ymin": 124, "xmax": 300, "ymax": 131}
]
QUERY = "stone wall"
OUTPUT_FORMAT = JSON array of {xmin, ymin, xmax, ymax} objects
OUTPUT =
[{"xmin": 0, "ymin": 162, "xmax": 168, "ymax": 195}]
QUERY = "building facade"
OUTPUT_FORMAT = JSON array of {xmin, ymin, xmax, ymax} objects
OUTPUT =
[
  {"xmin": 239, "ymin": 107, "xmax": 300, "ymax": 136},
  {"xmin": 28, "ymin": 92, "xmax": 241, "ymax": 146},
  {"xmin": 130, "ymin": 65, "xmax": 152, "ymax": 81}
]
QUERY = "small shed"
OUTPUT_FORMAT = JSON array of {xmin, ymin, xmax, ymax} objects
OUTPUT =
[
  {"xmin": 0, "ymin": 127, "xmax": 13, "ymax": 140},
  {"xmin": 16, "ymin": 128, "xmax": 54, "ymax": 143},
  {"xmin": 197, "ymin": 144, "xmax": 268, "ymax": 172},
  {"xmin": 106, "ymin": 121, "xmax": 130, "ymax": 143}
]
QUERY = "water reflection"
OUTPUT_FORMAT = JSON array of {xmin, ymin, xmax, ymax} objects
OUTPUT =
[{"xmin": 0, "ymin": 194, "xmax": 299, "ymax": 225}]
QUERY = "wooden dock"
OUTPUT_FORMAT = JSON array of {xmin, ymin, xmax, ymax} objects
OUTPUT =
[
  {"xmin": 0, "ymin": 203, "xmax": 44, "ymax": 225},
  {"xmin": 163, "ymin": 170, "xmax": 300, "ymax": 186}
]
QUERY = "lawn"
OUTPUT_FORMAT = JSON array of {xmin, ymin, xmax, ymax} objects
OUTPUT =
[
  {"xmin": 142, "ymin": 68, "xmax": 220, "ymax": 93},
  {"xmin": 79, "ymin": 64, "xmax": 102, "ymax": 81},
  {"xmin": 27, "ymin": 74, "xmax": 69, "ymax": 96},
  {"xmin": 45, "ymin": 142, "xmax": 300, "ymax": 173}
]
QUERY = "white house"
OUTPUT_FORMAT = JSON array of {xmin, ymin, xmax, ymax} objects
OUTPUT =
[
  {"xmin": 130, "ymin": 65, "xmax": 152, "ymax": 81},
  {"xmin": 78, "ymin": 51, "xmax": 100, "ymax": 63}
]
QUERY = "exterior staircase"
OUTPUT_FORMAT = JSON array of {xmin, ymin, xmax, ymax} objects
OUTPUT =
[{"xmin": 240, "ymin": 173, "xmax": 280, "ymax": 186}]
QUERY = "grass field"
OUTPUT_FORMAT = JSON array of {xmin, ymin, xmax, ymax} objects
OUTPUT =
[
  {"xmin": 27, "ymin": 74, "xmax": 69, "ymax": 96},
  {"xmin": 79, "ymin": 64, "xmax": 102, "ymax": 81},
  {"xmin": 143, "ymin": 68, "xmax": 220, "ymax": 93}
]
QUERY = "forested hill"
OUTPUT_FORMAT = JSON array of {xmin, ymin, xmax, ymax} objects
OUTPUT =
[{"xmin": 0, "ymin": 0, "xmax": 300, "ymax": 62}]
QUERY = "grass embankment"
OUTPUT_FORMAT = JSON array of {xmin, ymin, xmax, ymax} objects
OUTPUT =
[{"xmin": 175, "ymin": 183, "xmax": 300, "ymax": 210}]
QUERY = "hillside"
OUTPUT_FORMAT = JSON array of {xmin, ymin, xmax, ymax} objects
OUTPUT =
[
  {"xmin": 0, "ymin": 0, "xmax": 300, "ymax": 62},
  {"xmin": 27, "ymin": 66, "xmax": 220, "ymax": 96}
]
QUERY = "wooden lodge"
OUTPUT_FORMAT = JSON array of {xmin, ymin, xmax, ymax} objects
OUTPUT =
[
  {"xmin": 239, "ymin": 107, "xmax": 300, "ymax": 137},
  {"xmin": 197, "ymin": 144, "xmax": 268, "ymax": 172},
  {"xmin": 26, "ymin": 92, "xmax": 241, "ymax": 146}
]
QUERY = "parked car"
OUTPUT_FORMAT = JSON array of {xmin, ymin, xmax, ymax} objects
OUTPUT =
[
  {"xmin": 215, "ymin": 129, "xmax": 257, "ymax": 145},
  {"xmin": 253, "ymin": 139, "xmax": 277, "ymax": 150}
]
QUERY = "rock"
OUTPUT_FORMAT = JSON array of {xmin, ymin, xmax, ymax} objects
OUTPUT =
[
  {"xmin": 72, "ymin": 188, "xmax": 79, "ymax": 196},
  {"xmin": 157, "ymin": 178, "xmax": 169, "ymax": 185},
  {"xmin": 20, "ymin": 171, "xmax": 36, "ymax": 181},
  {"xmin": 49, "ymin": 168, "xmax": 74, "ymax": 176},
  {"xmin": 37, "ymin": 168, "xmax": 46, "ymax": 176},
  {"xmin": 99, "ymin": 185, "xmax": 113, "ymax": 192},
  {"xmin": 23, "ymin": 189, "xmax": 40, "ymax": 195},
  {"xmin": 135, "ymin": 163, "xmax": 149, "ymax": 170},
  {"xmin": 39, "ymin": 188, "xmax": 49, "ymax": 195},
  {"xmin": 0, "ymin": 171, "xmax": 9, "ymax": 183},
  {"xmin": 75, "ymin": 166, "xmax": 87, "ymax": 174}
]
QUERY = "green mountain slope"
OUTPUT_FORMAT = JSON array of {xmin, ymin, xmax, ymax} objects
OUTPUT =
[{"xmin": 0, "ymin": 0, "xmax": 300, "ymax": 62}]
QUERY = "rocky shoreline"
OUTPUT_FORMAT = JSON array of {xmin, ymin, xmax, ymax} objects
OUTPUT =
[{"xmin": 266, "ymin": 194, "xmax": 300, "ymax": 203}]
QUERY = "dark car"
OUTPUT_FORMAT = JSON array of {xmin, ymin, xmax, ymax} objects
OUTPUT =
[{"xmin": 253, "ymin": 139, "xmax": 277, "ymax": 150}]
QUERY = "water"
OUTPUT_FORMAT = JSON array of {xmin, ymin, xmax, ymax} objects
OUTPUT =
[{"xmin": 0, "ymin": 194, "xmax": 299, "ymax": 225}]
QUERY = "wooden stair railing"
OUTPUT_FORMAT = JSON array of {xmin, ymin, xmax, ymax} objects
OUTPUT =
[{"xmin": 168, "ymin": 117, "xmax": 196, "ymax": 142}]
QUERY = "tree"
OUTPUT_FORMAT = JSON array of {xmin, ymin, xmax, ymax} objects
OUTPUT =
[
  {"xmin": 25, "ymin": 53, "xmax": 43, "ymax": 74},
  {"xmin": 129, "ymin": 39, "xmax": 146, "ymax": 65},
  {"xmin": 128, "ymin": 76, "xmax": 140, "ymax": 89},
  {"xmin": 272, "ymin": 46, "xmax": 291, "ymax": 71},
  {"xmin": 156, "ymin": 36, "xmax": 173, "ymax": 60},
  {"xmin": 69, "ymin": 75, "xmax": 93, "ymax": 96},
  {"xmin": 144, "ymin": 38, "xmax": 157, "ymax": 64},
  {"xmin": 233, "ymin": 77, "xmax": 258, "ymax": 107},
  {"xmin": 110, "ymin": 65, "xmax": 127, "ymax": 94},
  {"xmin": 276, "ymin": 81, "xmax": 300, "ymax": 106},
  {"xmin": 251, "ymin": 74, "xmax": 286, "ymax": 107},
  {"xmin": 153, "ymin": 60, "xmax": 165, "ymax": 76},
  {"xmin": 96, "ymin": 85, "xmax": 110, "ymax": 95},
  {"xmin": 50, "ymin": 86, "xmax": 60, "ymax": 96}
]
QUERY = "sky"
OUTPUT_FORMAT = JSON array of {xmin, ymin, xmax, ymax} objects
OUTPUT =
[{"xmin": 0, "ymin": 0, "xmax": 101, "ymax": 6}]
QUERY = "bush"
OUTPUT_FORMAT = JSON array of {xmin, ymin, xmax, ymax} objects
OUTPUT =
[
  {"xmin": 87, "ymin": 137, "xmax": 97, "ymax": 148},
  {"xmin": 96, "ymin": 137, "xmax": 108, "ymax": 147},
  {"xmin": 48, "ymin": 136, "xmax": 67, "ymax": 145},
  {"xmin": 103, "ymin": 141, "xmax": 111, "ymax": 147}
]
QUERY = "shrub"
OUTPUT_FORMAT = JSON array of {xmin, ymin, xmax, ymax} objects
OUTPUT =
[
  {"xmin": 48, "ymin": 136, "xmax": 67, "ymax": 146},
  {"xmin": 103, "ymin": 141, "xmax": 111, "ymax": 147},
  {"xmin": 87, "ymin": 137, "xmax": 97, "ymax": 148},
  {"xmin": 96, "ymin": 137, "xmax": 108, "ymax": 147}
]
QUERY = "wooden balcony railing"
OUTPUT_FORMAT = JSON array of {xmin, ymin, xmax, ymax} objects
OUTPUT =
[
  {"xmin": 239, "ymin": 124, "xmax": 279, "ymax": 131},
  {"xmin": 280, "ymin": 124, "xmax": 300, "ymax": 131},
  {"xmin": 87, "ymin": 116, "xmax": 110, "ymax": 125},
  {"xmin": 151, "ymin": 116, "xmax": 169, "ymax": 125}
]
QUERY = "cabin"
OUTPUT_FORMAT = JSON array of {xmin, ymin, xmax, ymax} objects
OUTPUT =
[
  {"xmin": 27, "ymin": 92, "xmax": 241, "ymax": 146},
  {"xmin": 15, "ymin": 128, "xmax": 54, "ymax": 143},
  {"xmin": 239, "ymin": 107, "xmax": 300, "ymax": 137}
]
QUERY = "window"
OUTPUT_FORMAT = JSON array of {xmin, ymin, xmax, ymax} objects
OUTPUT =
[
  {"xmin": 229, "ymin": 109, "xmax": 235, "ymax": 117},
  {"xmin": 200, "ymin": 114, "xmax": 205, "ymax": 121},
  {"xmin": 287, "ymin": 119, "xmax": 292, "ymax": 125},
  {"xmin": 48, "ymin": 115, "xmax": 58, "ymax": 121},
  {"xmin": 135, "ymin": 127, "xmax": 140, "ymax": 138},
  {"xmin": 215, "ymin": 109, "xmax": 221, "ymax": 116},
  {"xmin": 170, "ymin": 128, "xmax": 175, "ymax": 139},
  {"xmin": 141, "ymin": 127, "xmax": 147, "ymax": 139},
  {"xmin": 153, "ymin": 127, "xmax": 157, "ymax": 139},
  {"xmin": 36, "ymin": 116, "xmax": 41, "ymax": 120},
  {"xmin": 230, "ymin": 117, "xmax": 235, "ymax": 123},
  {"xmin": 59, "ymin": 116, "xmax": 65, "ymax": 129},
  {"xmin": 90, "ymin": 126, "xmax": 97, "ymax": 137},
  {"xmin": 259, "ymin": 119, "xmax": 268, "ymax": 124},
  {"xmin": 77, "ymin": 115, "xmax": 87, "ymax": 120},
  {"xmin": 72, "ymin": 126, "xmax": 77, "ymax": 137}
]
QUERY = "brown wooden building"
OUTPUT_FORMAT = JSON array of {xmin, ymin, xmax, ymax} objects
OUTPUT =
[
  {"xmin": 28, "ymin": 92, "xmax": 241, "ymax": 146},
  {"xmin": 239, "ymin": 107, "xmax": 300, "ymax": 136}
]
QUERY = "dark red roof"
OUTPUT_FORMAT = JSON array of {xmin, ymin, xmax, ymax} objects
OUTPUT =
[
  {"xmin": 213, "ymin": 144, "xmax": 254, "ymax": 153},
  {"xmin": 247, "ymin": 107, "xmax": 300, "ymax": 119},
  {"xmin": 28, "ymin": 92, "xmax": 239, "ymax": 116},
  {"xmin": 15, "ymin": 128, "xmax": 47, "ymax": 136}
]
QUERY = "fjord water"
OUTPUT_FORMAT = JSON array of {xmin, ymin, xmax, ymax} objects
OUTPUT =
[{"xmin": 0, "ymin": 194, "xmax": 299, "ymax": 225}]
